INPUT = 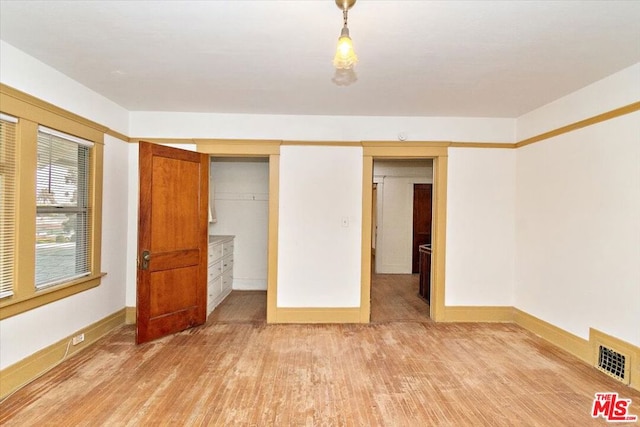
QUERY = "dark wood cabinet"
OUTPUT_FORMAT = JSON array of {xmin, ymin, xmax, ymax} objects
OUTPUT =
[{"xmin": 418, "ymin": 244, "xmax": 431, "ymax": 303}]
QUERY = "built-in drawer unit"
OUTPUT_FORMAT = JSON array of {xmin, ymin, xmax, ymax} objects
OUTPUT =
[{"xmin": 207, "ymin": 235, "xmax": 234, "ymax": 316}]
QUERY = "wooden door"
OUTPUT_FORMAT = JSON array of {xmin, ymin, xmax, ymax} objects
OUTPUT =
[
  {"xmin": 412, "ymin": 184, "xmax": 432, "ymax": 273},
  {"xmin": 137, "ymin": 141, "xmax": 209, "ymax": 344}
]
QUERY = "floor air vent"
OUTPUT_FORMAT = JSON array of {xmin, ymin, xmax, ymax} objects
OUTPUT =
[{"xmin": 597, "ymin": 345, "xmax": 628, "ymax": 383}]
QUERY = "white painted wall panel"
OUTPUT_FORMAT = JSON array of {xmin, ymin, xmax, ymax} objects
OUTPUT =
[
  {"xmin": 209, "ymin": 160, "xmax": 269, "ymax": 290},
  {"xmin": 517, "ymin": 63, "xmax": 640, "ymax": 141},
  {"xmin": 0, "ymin": 41, "xmax": 129, "ymax": 135},
  {"xmin": 130, "ymin": 111, "xmax": 515, "ymax": 143},
  {"xmin": 515, "ymin": 112, "xmax": 640, "ymax": 345},
  {"xmin": 0, "ymin": 45, "xmax": 129, "ymax": 369},
  {"xmin": 277, "ymin": 146, "xmax": 362, "ymax": 307},
  {"xmin": 445, "ymin": 148, "xmax": 516, "ymax": 306}
]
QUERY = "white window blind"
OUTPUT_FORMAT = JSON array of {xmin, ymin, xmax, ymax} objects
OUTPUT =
[
  {"xmin": 0, "ymin": 113, "xmax": 18, "ymax": 299},
  {"xmin": 35, "ymin": 126, "xmax": 94, "ymax": 290}
]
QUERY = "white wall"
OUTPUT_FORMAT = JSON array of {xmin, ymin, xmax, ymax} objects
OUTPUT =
[
  {"xmin": 445, "ymin": 148, "xmax": 517, "ymax": 306},
  {"xmin": 517, "ymin": 63, "xmax": 640, "ymax": 141},
  {"xmin": 130, "ymin": 111, "xmax": 515, "ymax": 143},
  {"xmin": 125, "ymin": 144, "xmax": 139, "ymax": 308},
  {"xmin": 373, "ymin": 160, "xmax": 433, "ymax": 274},
  {"xmin": 277, "ymin": 146, "xmax": 362, "ymax": 307},
  {"xmin": 516, "ymin": 112, "xmax": 640, "ymax": 345},
  {"xmin": 0, "ymin": 43, "xmax": 130, "ymax": 369},
  {"xmin": 209, "ymin": 159, "xmax": 269, "ymax": 290},
  {"xmin": 0, "ymin": 41, "xmax": 129, "ymax": 135}
]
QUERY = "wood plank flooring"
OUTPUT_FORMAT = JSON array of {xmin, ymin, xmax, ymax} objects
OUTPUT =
[
  {"xmin": 2, "ymin": 276, "xmax": 639, "ymax": 426},
  {"xmin": 370, "ymin": 273, "xmax": 430, "ymax": 323}
]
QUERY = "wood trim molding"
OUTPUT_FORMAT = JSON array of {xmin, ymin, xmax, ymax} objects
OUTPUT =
[
  {"xmin": 359, "ymin": 146, "xmax": 448, "ymax": 323},
  {"xmin": 129, "ymin": 137, "xmax": 194, "ymax": 144},
  {"xmin": 512, "ymin": 308, "xmax": 591, "ymax": 363},
  {"xmin": 362, "ymin": 141, "xmax": 449, "ymax": 157},
  {"xmin": 363, "ymin": 141, "xmax": 450, "ymax": 147},
  {"xmin": 111, "ymin": 100, "xmax": 640, "ymax": 151},
  {"xmin": 0, "ymin": 84, "xmax": 108, "ymax": 135},
  {"xmin": 449, "ymin": 142, "xmax": 516, "ymax": 149},
  {"xmin": 0, "ymin": 308, "xmax": 125, "ymax": 399},
  {"xmin": 516, "ymin": 101, "xmax": 640, "ymax": 148},
  {"xmin": 443, "ymin": 306, "xmax": 514, "ymax": 322},
  {"xmin": 359, "ymin": 156, "xmax": 373, "ymax": 323},
  {"xmin": 274, "ymin": 307, "xmax": 362, "ymax": 323},
  {"xmin": 0, "ymin": 274, "xmax": 105, "ymax": 320},
  {"xmin": 196, "ymin": 139, "xmax": 281, "ymax": 156},
  {"xmin": 105, "ymin": 128, "xmax": 130, "ymax": 142},
  {"xmin": 266, "ymin": 154, "xmax": 280, "ymax": 323},
  {"xmin": 282, "ymin": 140, "xmax": 362, "ymax": 147},
  {"xmin": 444, "ymin": 306, "xmax": 639, "ymax": 391},
  {"xmin": 125, "ymin": 306, "xmax": 136, "ymax": 324},
  {"xmin": 430, "ymin": 155, "xmax": 447, "ymax": 322}
]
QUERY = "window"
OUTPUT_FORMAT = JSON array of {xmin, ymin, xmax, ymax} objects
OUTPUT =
[
  {"xmin": 0, "ymin": 113, "xmax": 17, "ymax": 299},
  {"xmin": 35, "ymin": 127, "xmax": 93, "ymax": 289},
  {"xmin": 0, "ymin": 84, "xmax": 106, "ymax": 319}
]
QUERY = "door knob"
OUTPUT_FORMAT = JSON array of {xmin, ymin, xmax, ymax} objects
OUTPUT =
[{"xmin": 140, "ymin": 250, "xmax": 151, "ymax": 270}]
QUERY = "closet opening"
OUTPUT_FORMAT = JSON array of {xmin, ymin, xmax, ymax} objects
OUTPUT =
[{"xmin": 207, "ymin": 156, "xmax": 269, "ymax": 323}]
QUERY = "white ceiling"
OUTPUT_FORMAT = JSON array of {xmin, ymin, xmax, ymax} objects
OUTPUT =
[{"xmin": 1, "ymin": 1, "xmax": 639, "ymax": 118}]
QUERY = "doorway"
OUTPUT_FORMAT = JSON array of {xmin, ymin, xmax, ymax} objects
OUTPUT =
[
  {"xmin": 369, "ymin": 159, "xmax": 433, "ymax": 322},
  {"xmin": 361, "ymin": 144, "xmax": 447, "ymax": 323},
  {"xmin": 207, "ymin": 157, "xmax": 269, "ymax": 323}
]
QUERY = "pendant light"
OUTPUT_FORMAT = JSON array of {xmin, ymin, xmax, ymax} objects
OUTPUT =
[{"xmin": 333, "ymin": 0, "xmax": 358, "ymax": 70}]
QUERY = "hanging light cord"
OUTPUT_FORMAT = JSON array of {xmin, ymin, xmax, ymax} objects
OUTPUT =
[{"xmin": 343, "ymin": 8, "xmax": 349, "ymax": 29}]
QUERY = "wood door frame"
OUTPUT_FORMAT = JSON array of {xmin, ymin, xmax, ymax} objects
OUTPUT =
[
  {"xmin": 196, "ymin": 140, "xmax": 280, "ymax": 323},
  {"xmin": 197, "ymin": 140, "xmax": 448, "ymax": 323},
  {"xmin": 361, "ymin": 143, "xmax": 448, "ymax": 322}
]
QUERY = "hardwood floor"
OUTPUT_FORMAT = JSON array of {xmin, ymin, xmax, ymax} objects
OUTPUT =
[
  {"xmin": 2, "ymin": 280, "xmax": 639, "ymax": 426},
  {"xmin": 370, "ymin": 273, "xmax": 430, "ymax": 323},
  {"xmin": 208, "ymin": 291, "xmax": 267, "ymax": 324}
]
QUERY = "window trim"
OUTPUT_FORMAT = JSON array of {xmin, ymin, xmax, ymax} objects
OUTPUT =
[{"xmin": 0, "ymin": 84, "xmax": 106, "ymax": 320}]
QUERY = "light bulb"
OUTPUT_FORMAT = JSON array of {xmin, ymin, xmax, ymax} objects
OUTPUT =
[{"xmin": 333, "ymin": 34, "xmax": 358, "ymax": 69}]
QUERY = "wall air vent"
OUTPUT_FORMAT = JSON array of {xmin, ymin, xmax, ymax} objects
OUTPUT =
[{"xmin": 597, "ymin": 345, "xmax": 628, "ymax": 384}]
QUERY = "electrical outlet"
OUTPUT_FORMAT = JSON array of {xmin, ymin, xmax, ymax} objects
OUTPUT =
[{"xmin": 72, "ymin": 333, "xmax": 85, "ymax": 346}]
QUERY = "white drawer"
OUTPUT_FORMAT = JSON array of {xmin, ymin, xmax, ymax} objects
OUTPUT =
[
  {"xmin": 221, "ymin": 269, "xmax": 233, "ymax": 291},
  {"xmin": 208, "ymin": 243, "xmax": 223, "ymax": 264},
  {"xmin": 221, "ymin": 255, "xmax": 233, "ymax": 273},
  {"xmin": 208, "ymin": 275, "xmax": 222, "ymax": 298},
  {"xmin": 222, "ymin": 240, "xmax": 234, "ymax": 256},
  {"xmin": 208, "ymin": 260, "xmax": 223, "ymax": 281}
]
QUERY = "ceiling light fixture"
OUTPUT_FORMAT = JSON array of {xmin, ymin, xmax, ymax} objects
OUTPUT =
[{"xmin": 333, "ymin": 0, "xmax": 358, "ymax": 70}]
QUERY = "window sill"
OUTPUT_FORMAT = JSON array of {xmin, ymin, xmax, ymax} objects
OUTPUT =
[{"xmin": 0, "ymin": 273, "xmax": 106, "ymax": 320}]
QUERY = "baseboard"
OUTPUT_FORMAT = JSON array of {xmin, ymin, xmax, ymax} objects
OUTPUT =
[
  {"xmin": 274, "ymin": 307, "xmax": 362, "ymax": 323},
  {"xmin": 443, "ymin": 306, "xmax": 514, "ymax": 322},
  {"xmin": 444, "ymin": 305, "xmax": 639, "ymax": 392},
  {"xmin": 125, "ymin": 306, "xmax": 136, "ymax": 324},
  {"xmin": 0, "ymin": 308, "xmax": 125, "ymax": 400},
  {"xmin": 232, "ymin": 278, "xmax": 267, "ymax": 291},
  {"xmin": 512, "ymin": 308, "xmax": 591, "ymax": 364}
]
